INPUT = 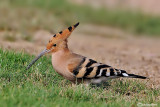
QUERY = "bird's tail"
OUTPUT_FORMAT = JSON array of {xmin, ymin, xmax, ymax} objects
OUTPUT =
[
  {"xmin": 120, "ymin": 70, "xmax": 147, "ymax": 79},
  {"xmin": 127, "ymin": 74, "xmax": 147, "ymax": 79}
]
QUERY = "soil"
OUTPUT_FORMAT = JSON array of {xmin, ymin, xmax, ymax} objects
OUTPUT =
[{"xmin": 72, "ymin": 0, "xmax": 160, "ymax": 15}]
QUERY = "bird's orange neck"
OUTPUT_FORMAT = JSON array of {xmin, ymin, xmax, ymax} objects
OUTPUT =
[{"xmin": 51, "ymin": 46, "xmax": 72, "ymax": 70}]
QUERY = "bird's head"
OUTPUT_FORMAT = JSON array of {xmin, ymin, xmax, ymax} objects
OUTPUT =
[{"xmin": 26, "ymin": 22, "xmax": 79, "ymax": 69}]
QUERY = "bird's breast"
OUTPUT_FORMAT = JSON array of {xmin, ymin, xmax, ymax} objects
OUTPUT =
[{"xmin": 51, "ymin": 51, "xmax": 75, "ymax": 82}]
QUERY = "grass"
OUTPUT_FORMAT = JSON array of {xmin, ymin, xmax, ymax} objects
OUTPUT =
[
  {"xmin": 0, "ymin": 48, "xmax": 159, "ymax": 107},
  {"xmin": 0, "ymin": 0, "xmax": 160, "ymax": 36}
]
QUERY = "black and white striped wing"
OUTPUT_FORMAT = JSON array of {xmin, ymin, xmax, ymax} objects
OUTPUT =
[{"xmin": 72, "ymin": 57, "xmax": 126, "ymax": 79}]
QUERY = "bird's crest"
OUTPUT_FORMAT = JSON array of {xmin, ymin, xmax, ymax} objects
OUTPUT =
[{"xmin": 46, "ymin": 22, "xmax": 79, "ymax": 50}]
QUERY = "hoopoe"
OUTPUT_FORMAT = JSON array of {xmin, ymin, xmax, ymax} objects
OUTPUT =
[{"xmin": 27, "ymin": 22, "xmax": 147, "ymax": 85}]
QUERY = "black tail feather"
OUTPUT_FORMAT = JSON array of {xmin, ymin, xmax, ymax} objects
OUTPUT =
[
  {"xmin": 119, "ymin": 70, "xmax": 147, "ymax": 79},
  {"xmin": 128, "ymin": 74, "xmax": 147, "ymax": 79}
]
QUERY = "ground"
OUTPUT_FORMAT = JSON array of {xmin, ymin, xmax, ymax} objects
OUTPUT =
[
  {"xmin": 72, "ymin": 0, "xmax": 160, "ymax": 15},
  {"xmin": 0, "ymin": 24, "xmax": 160, "ymax": 89},
  {"xmin": 0, "ymin": 0, "xmax": 160, "ymax": 106}
]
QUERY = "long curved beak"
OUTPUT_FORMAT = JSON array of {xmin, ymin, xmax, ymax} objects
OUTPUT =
[{"xmin": 26, "ymin": 49, "xmax": 50, "ymax": 70}]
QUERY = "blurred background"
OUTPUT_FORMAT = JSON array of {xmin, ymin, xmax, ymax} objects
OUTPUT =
[{"xmin": 0, "ymin": 0, "xmax": 160, "ymax": 88}]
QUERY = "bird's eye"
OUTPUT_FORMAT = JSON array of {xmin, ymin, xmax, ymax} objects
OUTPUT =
[{"xmin": 53, "ymin": 44, "xmax": 56, "ymax": 47}]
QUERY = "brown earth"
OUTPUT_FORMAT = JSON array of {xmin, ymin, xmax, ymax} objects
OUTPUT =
[
  {"xmin": 0, "ymin": 25, "xmax": 160, "ymax": 88},
  {"xmin": 72, "ymin": 0, "xmax": 160, "ymax": 15}
]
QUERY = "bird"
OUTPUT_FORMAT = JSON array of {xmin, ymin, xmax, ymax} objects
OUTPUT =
[{"xmin": 27, "ymin": 22, "xmax": 147, "ymax": 85}]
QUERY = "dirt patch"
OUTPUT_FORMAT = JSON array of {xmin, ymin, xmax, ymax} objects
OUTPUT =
[
  {"xmin": 71, "ymin": 0, "xmax": 160, "ymax": 15},
  {"xmin": 0, "ymin": 25, "xmax": 160, "ymax": 88}
]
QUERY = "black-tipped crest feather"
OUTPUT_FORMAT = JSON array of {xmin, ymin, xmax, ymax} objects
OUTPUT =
[{"xmin": 74, "ymin": 22, "xmax": 79, "ymax": 28}]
